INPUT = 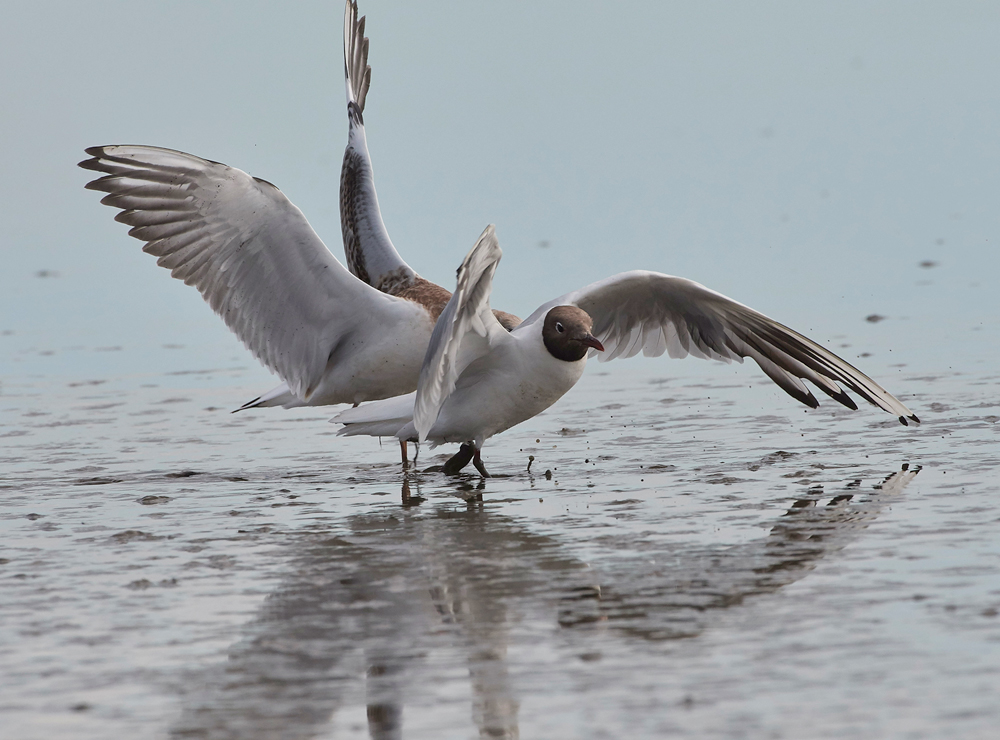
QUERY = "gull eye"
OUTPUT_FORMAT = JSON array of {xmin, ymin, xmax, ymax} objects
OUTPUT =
[{"xmin": 555, "ymin": 322, "xmax": 565, "ymax": 333}]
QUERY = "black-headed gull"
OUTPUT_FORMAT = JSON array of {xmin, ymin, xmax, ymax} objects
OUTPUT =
[
  {"xmin": 78, "ymin": 0, "xmax": 518, "ymax": 463},
  {"xmin": 335, "ymin": 226, "xmax": 919, "ymax": 476}
]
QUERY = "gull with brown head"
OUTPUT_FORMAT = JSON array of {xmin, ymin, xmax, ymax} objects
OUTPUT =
[{"xmin": 335, "ymin": 226, "xmax": 919, "ymax": 476}]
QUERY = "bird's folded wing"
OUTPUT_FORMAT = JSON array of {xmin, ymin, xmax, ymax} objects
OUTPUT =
[
  {"xmin": 81, "ymin": 144, "xmax": 426, "ymax": 401},
  {"xmin": 520, "ymin": 271, "xmax": 918, "ymax": 424},
  {"xmin": 413, "ymin": 225, "xmax": 506, "ymax": 440},
  {"xmin": 340, "ymin": 0, "xmax": 415, "ymax": 291}
]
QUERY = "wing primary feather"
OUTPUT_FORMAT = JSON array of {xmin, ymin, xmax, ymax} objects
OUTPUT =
[
  {"xmin": 413, "ymin": 225, "xmax": 503, "ymax": 441},
  {"xmin": 743, "ymin": 342, "xmax": 821, "ymax": 408},
  {"xmin": 816, "ymin": 383, "xmax": 859, "ymax": 410},
  {"xmin": 344, "ymin": 0, "xmax": 371, "ymax": 112},
  {"xmin": 79, "ymin": 158, "xmax": 139, "ymax": 176},
  {"xmin": 746, "ymin": 320, "xmax": 902, "ymax": 414},
  {"xmin": 85, "ymin": 171, "xmax": 191, "ymax": 194},
  {"xmin": 730, "ymin": 330, "xmax": 853, "ymax": 407},
  {"xmin": 100, "ymin": 193, "xmax": 193, "ymax": 211},
  {"xmin": 733, "ymin": 330, "xmax": 859, "ymax": 411},
  {"xmin": 115, "ymin": 209, "xmax": 193, "ymax": 228}
]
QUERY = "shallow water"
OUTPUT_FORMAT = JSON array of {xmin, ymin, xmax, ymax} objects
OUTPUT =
[{"xmin": 3, "ymin": 353, "xmax": 998, "ymax": 739}]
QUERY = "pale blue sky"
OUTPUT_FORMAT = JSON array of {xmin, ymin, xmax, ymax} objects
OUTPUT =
[{"xmin": 2, "ymin": 1, "xmax": 998, "ymax": 383}]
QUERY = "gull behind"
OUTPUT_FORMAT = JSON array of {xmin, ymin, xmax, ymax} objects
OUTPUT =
[{"xmin": 80, "ymin": 0, "xmax": 519, "ymax": 426}]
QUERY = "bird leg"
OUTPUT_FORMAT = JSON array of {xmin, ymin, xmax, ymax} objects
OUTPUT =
[
  {"xmin": 399, "ymin": 440, "xmax": 408, "ymax": 466},
  {"xmin": 472, "ymin": 449, "xmax": 491, "ymax": 478},
  {"xmin": 442, "ymin": 443, "xmax": 476, "ymax": 475}
]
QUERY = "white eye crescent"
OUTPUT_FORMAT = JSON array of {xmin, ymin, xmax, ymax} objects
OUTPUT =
[{"xmin": 555, "ymin": 322, "xmax": 565, "ymax": 333}]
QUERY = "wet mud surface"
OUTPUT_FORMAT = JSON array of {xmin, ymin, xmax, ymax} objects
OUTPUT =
[{"xmin": 2, "ymin": 365, "xmax": 999, "ymax": 738}]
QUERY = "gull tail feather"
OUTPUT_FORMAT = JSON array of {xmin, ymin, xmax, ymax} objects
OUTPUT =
[{"xmin": 333, "ymin": 392, "xmax": 416, "ymax": 438}]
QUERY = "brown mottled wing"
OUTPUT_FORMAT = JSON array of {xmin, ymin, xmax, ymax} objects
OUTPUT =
[{"xmin": 341, "ymin": 0, "xmax": 415, "ymax": 291}]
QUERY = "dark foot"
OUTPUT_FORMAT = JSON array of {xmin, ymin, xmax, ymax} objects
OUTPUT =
[
  {"xmin": 399, "ymin": 440, "xmax": 408, "ymax": 465},
  {"xmin": 472, "ymin": 449, "xmax": 491, "ymax": 478},
  {"xmin": 442, "ymin": 443, "xmax": 476, "ymax": 475}
]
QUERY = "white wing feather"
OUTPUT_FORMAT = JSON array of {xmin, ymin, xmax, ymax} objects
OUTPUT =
[
  {"xmin": 413, "ymin": 225, "xmax": 506, "ymax": 441},
  {"xmin": 518, "ymin": 271, "xmax": 918, "ymax": 424},
  {"xmin": 81, "ymin": 144, "xmax": 426, "ymax": 402}
]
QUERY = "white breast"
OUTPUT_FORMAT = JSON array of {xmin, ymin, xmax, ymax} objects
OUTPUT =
[{"xmin": 425, "ymin": 320, "xmax": 588, "ymax": 446}]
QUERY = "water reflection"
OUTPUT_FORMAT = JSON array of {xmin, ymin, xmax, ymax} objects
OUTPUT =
[
  {"xmin": 170, "ymin": 467, "xmax": 918, "ymax": 739},
  {"xmin": 559, "ymin": 467, "xmax": 921, "ymax": 640}
]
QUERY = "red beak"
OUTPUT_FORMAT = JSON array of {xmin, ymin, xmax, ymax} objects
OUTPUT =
[{"xmin": 581, "ymin": 334, "xmax": 605, "ymax": 352}]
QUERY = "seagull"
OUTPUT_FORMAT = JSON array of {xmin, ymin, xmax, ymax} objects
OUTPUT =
[
  {"xmin": 78, "ymin": 0, "xmax": 518, "ymax": 463},
  {"xmin": 335, "ymin": 225, "xmax": 919, "ymax": 476}
]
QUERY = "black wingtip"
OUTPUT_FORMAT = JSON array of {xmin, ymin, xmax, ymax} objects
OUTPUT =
[
  {"xmin": 78, "ymin": 153, "xmax": 107, "ymax": 172},
  {"xmin": 816, "ymin": 383, "xmax": 859, "ymax": 411},
  {"xmin": 835, "ymin": 391, "xmax": 859, "ymax": 411},
  {"xmin": 232, "ymin": 397, "xmax": 261, "ymax": 414},
  {"xmin": 787, "ymin": 387, "xmax": 820, "ymax": 409}
]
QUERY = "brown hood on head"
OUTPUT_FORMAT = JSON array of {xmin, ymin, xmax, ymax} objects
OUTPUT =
[{"xmin": 542, "ymin": 305, "xmax": 604, "ymax": 362}]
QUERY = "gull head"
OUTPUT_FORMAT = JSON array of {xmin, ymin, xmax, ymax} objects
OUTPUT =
[{"xmin": 542, "ymin": 306, "xmax": 604, "ymax": 362}]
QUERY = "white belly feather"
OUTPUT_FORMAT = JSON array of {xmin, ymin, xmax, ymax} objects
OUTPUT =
[{"xmin": 334, "ymin": 327, "xmax": 587, "ymax": 446}]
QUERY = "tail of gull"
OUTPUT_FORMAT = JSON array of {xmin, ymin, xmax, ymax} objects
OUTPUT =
[{"xmin": 333, "ymin": 392, "xmax": 416, "ymax": 439}]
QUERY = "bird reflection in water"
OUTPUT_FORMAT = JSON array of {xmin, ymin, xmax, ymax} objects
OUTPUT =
[
  {"xmin": 557, "ymin": 466, "xmax": 921, "ymax": 640},
  {"xmin": 169, "ymin": 466, "xmax": 918, "ymax": 739}
]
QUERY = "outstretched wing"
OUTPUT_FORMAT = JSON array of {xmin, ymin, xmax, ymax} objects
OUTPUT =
[
  {"xmin": 340, "ymin": 0, "xmax": 416, "ymax": 291},
  {"xmin": 519, "ymin": 271, "xmax": 918, "ymax": 424},
  {"xmin": 413, "ymin": 225, "xmax": 507, "ymax": 440},
  {"xmin": 81, "ymin": 144, "xmax": 427, "ymax": 401}
]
